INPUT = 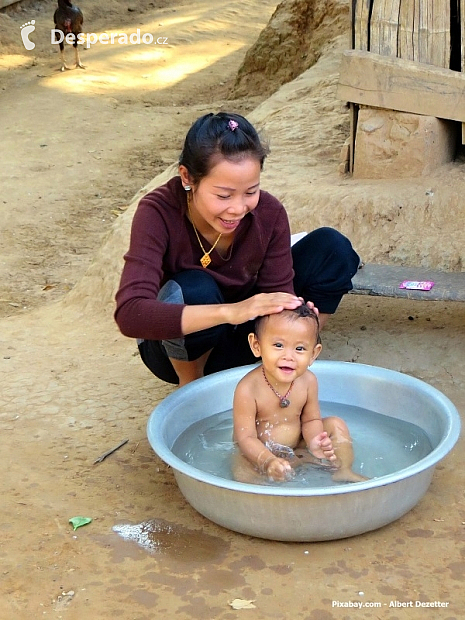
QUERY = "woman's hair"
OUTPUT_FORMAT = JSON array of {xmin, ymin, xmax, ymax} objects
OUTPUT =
[{"xmin": 179, "ymin": 112, "xmax": 269, "ymax": 184}]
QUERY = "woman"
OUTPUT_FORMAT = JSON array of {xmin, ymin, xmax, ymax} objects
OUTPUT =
[{"xmin": 115, "ymin": 112, "xmax": 360, "ymax": 386}]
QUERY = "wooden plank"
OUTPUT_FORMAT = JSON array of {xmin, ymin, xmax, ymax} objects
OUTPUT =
[
  {"xmin": 426, "ymin": 0, "xmax": 434, "ymax": 65},
  {"xmin": 351, "ymin": 263, "xmax": 465, "ymax": 301},
  {"xmin": 370, "ymin": 0, "xmax": 382, "ymax": 53},
  {"xmin": 443, "ymin": 1, "xmax": 451, "ymax": 68},
  {"xmin": 371, "ymin": 0, "xmax": 401, "ymax": 56},
  {"xmin": 337, "ymin": 50, "xmax": 465, "ymax": 123},
  {"xmin": 354, "ymin": 0, "xmax": 372, "ymax": 51},
  {"xmin": 350, "ymin": 0, "xmax": 356, "ymax": 49},
  {"xmin": 416, "ymin": 0, "xmax": 429, "ymax": 63},
  {"xmin": 460, "ymin": 0, "xmax": 465, "ymax": 143},
  {"xmin": 370, "ymin": 0, "xmax": 403, "ymax": 56},
  {"xmin": 381, "ymin": 0, "xmax": 401, "ymax": 56},
  {"xmin": 462, "ymin": 0, "xmax": 465, "ymax": 71},
  {"xmin": 398, "ymin": 0, "xmax": 415, "ymax": 60},
  {"xmin": 428, "ymin": 0, "xmax": 450, "ymax": 68},
  {"xmin": 349, "ymin": 103, "xmax": 358, "ymax": 174}
]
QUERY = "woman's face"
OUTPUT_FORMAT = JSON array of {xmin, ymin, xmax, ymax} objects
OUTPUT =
[{"xmin": 181, "ymin": 156, "xmax": 261, "ymax": 236}]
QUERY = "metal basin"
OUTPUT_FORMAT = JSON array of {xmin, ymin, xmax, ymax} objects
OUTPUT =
[{"xmin": 147, "ymin": 361, "xmax": 460, "ymax": 541}]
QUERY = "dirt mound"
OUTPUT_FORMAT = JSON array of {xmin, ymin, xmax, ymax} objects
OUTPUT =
[
  {"xmin": 231, "ymin": 0, "xmax": 350, "ymax": 98},
  {"xmin": 0, "ymin": 13, "xmax": 21, "ymax": 52}
]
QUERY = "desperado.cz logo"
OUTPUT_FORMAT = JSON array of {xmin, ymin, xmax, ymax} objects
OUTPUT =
[
  {"xmin": 51, "ymin": 29, "xmax": 169, "ymax": 49},
  {"xmin": 20, "ymin": 20, "xmax": 36, "ymax": 50},
  {"xmin": 19, "ymin": 21, "xmax": 168, "ymax": 51}
]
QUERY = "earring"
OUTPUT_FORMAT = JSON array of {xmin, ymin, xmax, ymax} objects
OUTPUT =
[{"xmin": 184, "ymin": 185, "xmax": 191, "ymax": 191}]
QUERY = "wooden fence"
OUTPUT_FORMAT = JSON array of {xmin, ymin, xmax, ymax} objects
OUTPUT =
[
  {"xmin": 351, "ymin": 0, "xmax": 457, "ymax": 69},
  {"xmin": 338, "ymin": 1, "xmax": 465, "ymax": 172}
]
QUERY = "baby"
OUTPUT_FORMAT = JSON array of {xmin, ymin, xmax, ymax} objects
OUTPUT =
[{"xmin": 232, "ymin": 305, "xmax": 366, "ymax": 483}]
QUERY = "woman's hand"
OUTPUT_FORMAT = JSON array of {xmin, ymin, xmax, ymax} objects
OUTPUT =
[
  {"xmin": 304, "ymin": 299, "xmax": 320, "ymax": 317},
  {"xmin": 181, "ymin": 293, "xmax": 321, "ymax": 335},
  {"xmin": 225, "ymin": 292, "xmax": 303, "ymax": 325}
]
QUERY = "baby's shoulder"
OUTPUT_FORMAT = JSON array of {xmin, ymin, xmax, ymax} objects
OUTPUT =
[
  {"xmin": 235, "ymin": 367, "xmax": 261, "ymax": 394},
  {"xmin": 297, "ymin": 369, "xmax": 318, "ymax": 390}
]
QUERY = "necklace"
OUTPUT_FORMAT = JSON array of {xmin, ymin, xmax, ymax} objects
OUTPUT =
[
  {"xmin": 187, "ymin": 191, "xmax": 222, "ymax": 268},
  {"xmin": 262, "ymin": 366, "xmax": 294, "ymax": 408}
]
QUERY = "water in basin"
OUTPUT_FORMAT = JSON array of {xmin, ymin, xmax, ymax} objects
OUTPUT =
[{"xmin": 172, "ymin": 401, "xmax": 433, "ymax": 488}]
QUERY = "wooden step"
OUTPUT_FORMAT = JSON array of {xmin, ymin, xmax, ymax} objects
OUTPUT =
[{"xmin": 351, "ymin": 263, "xmax": 465, "ymax": 301}]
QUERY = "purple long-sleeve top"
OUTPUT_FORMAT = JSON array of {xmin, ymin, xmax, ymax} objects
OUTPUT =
[{"xmin": 114, "ymin": 176, "xmax": 295, "ymax": 340}]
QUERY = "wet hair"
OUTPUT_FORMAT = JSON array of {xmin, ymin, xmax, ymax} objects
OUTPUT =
[
  {"xmin": 254, "ymin": 305, "xmax": 321, "ymax": 345},
  {"xmin": 179, "ymin": 112, "xmax": 269, "ymax": 184}
]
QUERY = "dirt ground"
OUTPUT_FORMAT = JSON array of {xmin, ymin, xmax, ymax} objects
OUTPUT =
[{"xmin": 1, "ymin": 1, "xmax": 464, "ymax": 619}]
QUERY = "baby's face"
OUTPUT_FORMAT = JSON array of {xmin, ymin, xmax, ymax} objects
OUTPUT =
[{"xmin": 254, "ymin": 314, "xmax": 321, "ymax": 383}]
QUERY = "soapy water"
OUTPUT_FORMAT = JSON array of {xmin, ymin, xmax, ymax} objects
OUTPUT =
[{"xmin": 172, "ymin": 402, "xmax": 433, "ymax": 488}]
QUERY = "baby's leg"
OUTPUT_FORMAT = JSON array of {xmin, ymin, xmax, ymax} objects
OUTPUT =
[
  {"xmin": 231, "ymin": 451, "xmax": 267, "ymax": 485},
  {"xmin": 322, "ymin": 416, "xmax": 368, "ymax": 483},
  {"xmin": 293, "ymin": 440, "xmax": 336, "ymax": 469}
]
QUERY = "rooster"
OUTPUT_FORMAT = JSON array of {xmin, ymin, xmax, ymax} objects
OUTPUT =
[{"xmin": 53, "ymin": 0, "xmax": 85, "ymax": 71}]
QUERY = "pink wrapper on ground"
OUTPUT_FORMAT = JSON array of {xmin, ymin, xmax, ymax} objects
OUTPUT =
[{"xmin": 399, "ymin": 281, "xmax": 435, "ymax": 291}]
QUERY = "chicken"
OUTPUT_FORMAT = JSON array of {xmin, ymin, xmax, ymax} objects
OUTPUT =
[{"xmin": 53, "ymin": 0, "xmax": 85, "ymax": 71}]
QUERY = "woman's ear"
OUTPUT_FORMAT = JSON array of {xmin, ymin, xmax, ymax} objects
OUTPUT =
[
  {"xmin": 248, "ymin": 333, "xmax": 262, "ymax": 358},
  {"xmin": 179, "ymin": 165, "xmax": 194, "ymax": 188}
]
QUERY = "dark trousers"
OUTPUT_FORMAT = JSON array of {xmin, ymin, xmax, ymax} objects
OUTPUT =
[{"xmin": 138, "ymin": 227, "xmax": 360, "ymax": 384}]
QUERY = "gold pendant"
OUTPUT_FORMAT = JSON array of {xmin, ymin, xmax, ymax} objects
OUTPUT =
[{"xmin": 200, "ymin": 253, "xmax": 211, "ymax": 268}]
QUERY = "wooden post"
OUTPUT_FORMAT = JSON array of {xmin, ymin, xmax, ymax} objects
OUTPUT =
[
  {"xmin": 369, "ymin": 0, "xmax": 402, "ymax": 56},
  {"xmin": 461, "ymin": 0, "xmax": 465, "ymax": 142},
  {"xmin": 429, "ymin": 0, "xmax": 450, "ymax": 68},
  {"xmin": 349, "ymin": 103, "xmax": 358, "ymax": 174},
  {"xmin": 398, "ymin": 0, "xmax": 415, "ymax": 60},
  {"xmin": 354, "ymin": 0, "xmax": 373, "ymax": 51},
  {"xmin": 418, "ymin": 0, "xmax": 429, "ymax": 63},
  {"xmin": 350, "ymin": 0, "xmax": 356, "ymax": 49},
  {"xmin": 382, "ymin": 0, "xmax": 401, "ymax": 56},
  {"xmin": 370, "ymin": 0, "xmax": 382, "ymax": 53},
  {"xmin": 462, "ymin": 0, "xmax": 465, "ymax": 71}
]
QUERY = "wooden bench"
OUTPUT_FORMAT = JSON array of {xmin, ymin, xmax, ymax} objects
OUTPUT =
[
  {"xmin": 290, "ymin": 233, "xmax": 464, "ymax": 302},
  {"xmin": 351, "ymin": 263, "xmax": 465, "ymax": 301}
]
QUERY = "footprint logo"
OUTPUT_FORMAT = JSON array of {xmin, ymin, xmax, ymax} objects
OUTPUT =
[{"xmin": 20, "ymin": 20, "xmax": 36, "ymax": 51}]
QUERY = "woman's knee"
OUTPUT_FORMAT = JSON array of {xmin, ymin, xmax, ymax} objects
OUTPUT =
[
  {"xmin": 171, "ymin": 270, "xmax": 224, "ymax": 305},
  {"xmin": 293, "ymin": 228, "xmax": 359, "ymax": 268},
  {"xmin": 292, "ymin": 228, "xmax": 360, "ymax": 312}
]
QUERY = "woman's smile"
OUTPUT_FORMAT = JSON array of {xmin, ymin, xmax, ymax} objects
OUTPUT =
[{"xmin": 219, "ymin": 217, "xmax": 242, "ymax": 231}]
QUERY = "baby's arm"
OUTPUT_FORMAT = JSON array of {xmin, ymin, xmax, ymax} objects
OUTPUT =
[
  {"xmin": 301, "ymin": 372, "xmax": 336, "ymax": 462},
  {"xmin": 233, "ymin": 375, "xmax": 292, "ymax": 481}
]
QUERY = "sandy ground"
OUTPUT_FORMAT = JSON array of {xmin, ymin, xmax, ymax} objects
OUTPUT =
[{"xmin": 1, "ymin": 1, "xmax": 464, "ymax": 619}]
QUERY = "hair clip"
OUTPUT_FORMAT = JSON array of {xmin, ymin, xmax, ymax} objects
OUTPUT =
[{"xmin": 228, "ymin": 119, "xmax": 239, "ymax": 131}]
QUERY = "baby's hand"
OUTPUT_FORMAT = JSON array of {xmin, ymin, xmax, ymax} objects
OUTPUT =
[
  {"xmin": 265, "ymin": 457, "xmax": 294, "ymax": 482},
  {"xmin": 308, "ymin": 432, "xmax": 336, "ymax": 462}
]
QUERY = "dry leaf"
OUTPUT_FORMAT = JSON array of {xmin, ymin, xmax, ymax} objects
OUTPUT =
[{"xmin": 228, "ymin": 598, "xmax": 256, "ymax": 610}]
